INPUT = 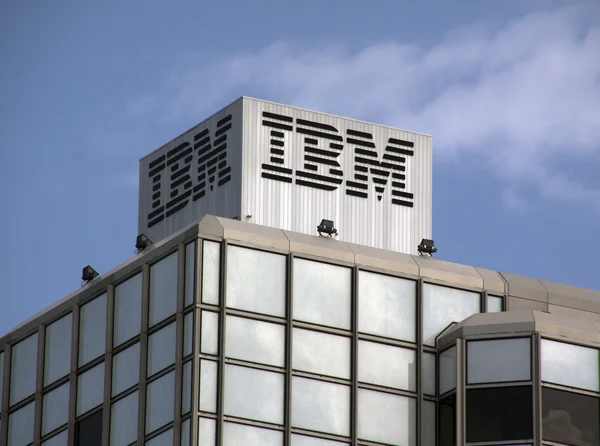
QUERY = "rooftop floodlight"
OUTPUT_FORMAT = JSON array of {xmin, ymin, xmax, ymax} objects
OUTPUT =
[
  {"xmin": 81, "ymin": 265, "xmax": 99, "ymax": 284},
  {"xmin": 135, "ymin": 233, "xmax": 152, "ymax": 253},
  {"xmin": 317, "ymin": 219, "xmax": 338, "ymax": 237},
  {"xmin": 417, "ymin": 238, "xmax": 437, "ymax": 256}
]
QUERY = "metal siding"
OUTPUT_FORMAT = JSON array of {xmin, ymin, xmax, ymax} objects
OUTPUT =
[{"xmin": 240, "ymin": 97, "xmax": 432, "ymax": 254}]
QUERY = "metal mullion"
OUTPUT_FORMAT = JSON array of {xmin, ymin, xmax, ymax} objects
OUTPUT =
[
  {"xmin": 291, "ymin": 427, "xmax": 350, "ymax": 443},
  {"xmin": 224, "ymin": 308, "xmax": 287, "ymax": 325},
  {"xmin": 224, "ymin": 358, "xmax": 285, "ymax": 374},
  {"xmin": 137, "ymin": 263, "xmax": 150, "ymax": 445},
  {"xmin": 174, "ymin": 243, "xmax": 186, "ymax": 446},
  {"xmin": 356, "ymin": 383, "xmax": 417, "ymax": 399},
  {"xmin": 356, "ymin": 333, "xmax": 416, "ymax": 350},
  {"xmin": 456, "ymin": 339, "xmax": 466, "ymax": 446},
  {"xmin": 1, "ymin": 343, "xmax": 10, "ymax": 446},
  {"xmin": 482, "ymin": 289, "xmax": 488, "ymax": 313},
  {"xmin": 33, "ymin": 325, "xmax": 45, "ymax": 445},
  {"xmin": 102, "ymin": 284, "xmax": 115, "ymax": 446},
  {"xmin": 416, "ymin": 278, "xmax": 423, "ymax": 446},
  {"xmin": 68, "ymin": 303, "xmax": 80, "ymax": 446},
  {"xmin": 216, "ymin": 240, "xmax": 227, "ymax": 446},
  {"xmin": 292, "ymin": 321, "xmax": 352, "ymax": 337},
  {"xmin": 222, "ymin": 416, "xmax": 285, "ymax": 431},
  {"xmin": 351, "ymin": 265, "xmax": 358, "ymax": 446},
  {"xmin": 290, "ymin": 370, "xmax": 350, "ymax": 386},
  {"xmin": 284, "ymin": 253, "xmax": 293, "ymax": 446},
  {"xmin": 533, "ymin": 333, "xmax": 541, "ymax": 446},
  {"xmin": 190, "ymin": 306, "xmax": 202, "ymax": 446}
]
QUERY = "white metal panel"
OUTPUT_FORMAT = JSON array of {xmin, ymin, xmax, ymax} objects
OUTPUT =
[
  {"xmin": 138, "ymin": 99, "xmax": 244, "ymax": 242},
  {"xmin": 240, "ymin": 97, "xmax": 432, "ymax": 254}
]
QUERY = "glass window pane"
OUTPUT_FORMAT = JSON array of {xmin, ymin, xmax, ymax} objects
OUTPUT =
[
  {"xmin": 423, "ymin": 284, "xmax": 480, "ymax": 346},
  {"xmin": 146, "ymin": 428, "xmax": 173, "ymax": 446},
  {"xmin": 199, "ymin": 417, "xmax": 216, "ymax": 446},
  {"xmin": 223, "ymin": 422, "xmax": 283, "ymax": 446},
  {"xmin": 224, "ymin": 364, "xmax": 283, "ymax": 424},
  {"xmin": 292, "ymin": 328, "xmax": 350, "ymax": 379},
  {"xmin": 42, "ymin": 429, "xmax": 68, "ymax": 446},
  {"xmin": 45, "ymin": 313, "xmax": 72, "ymax": 386},
  {"xmin": 149, "ymin": 251, "xmax": 178, "ymax": 326},
  {"xmin": 184, "ymin": 312, "xmax": 193, "ymax": 357},
  {"xmin": 292, "ymin": 377, "xmax": 350, "ymax": 436},
  {"xmin": 77, "ymin": 362, "xmax": 104, "ymax": 416},
  {"xmin": 111, "ymin": 391, "xmax": 138, "ymax": 446},
  {"xmin": 10, "ymin": 333, "xmax": 38, "ymax": 404},
  {"xmin": 423, "ymin": 352, "xmax": 436, "ymax": 395},
  {"xmin": 293, "ymin": 258, "xmax": 350, "ymax": 329},
  {"xmin": 202, "ymin": 241, "xmax": 220, "ymax": 305},
  {"xmin": 185, "ymin": 241, "xmax": 196, "ymax": 307},
  {"xmin": 114, "ymin": 273, "xmax": 142, "ymax": 346},
  {"xmin": 181, "ymin": 418, "xmax": 190, "ymax": 446},
  {"xmin": 423, "ymin": 400, "xmax": 436, "ymax": 446},
  {"xmin": 468, "ymin": 338, "xmax": 531, "ymax": 384},
  {"xmin": 487, "ymin": 295, "xmax": 503, "ymax": 313},
  {"xmin": 112, "ymin": 342, "xmax": 140, "ymax": 396},
  {"xmin": 291, "ymin": 435, "xmax": 348, "ymax": 446},
  {"xmin": 541, "ymin": 339, "xmax": 599, "ymax": 392},
  {"xmin": 75, "ymin": 409, "xmax": 103, "ymax": 446},
  {"xmin": 226, "ymin": 316, "xmax": 285, "ymax": 367},
  {"xmin": 466, "ymin": 386, "xmax": 533, "ymax": 442},
  {"xmin": 357, "ymin": 389, "xmax": 416, "ymax": 446},
  {"xmin": 199, "ymin": 359, "xmax": 217, "ymax": 413},
  {"xmin": 79, "ymin": 294, "xmax": 107, "ymax": 366},
  {"xmin": 8, "ymin": 401, "xmax": 35, "ymax": 446},
  {"xmin": 226, "ymin": 245, "xmax": 286, "ymax": 317},
  {"xmin": 147, "ymin": 322, "xmax": 176, "ymax": 376},
  {"xmin": 542, "ymin": 387, "xmax": 599, "ymax": 446},
  {"xmin": 358, "ymin": 271, "xmax": 416, "ymax": 342},
  {"xmin": 201, "ymin": 311, "xmax": 219, "ymax": 355},
  {"xmin": 439, "ymin": 346, "xmax": 456, "ymax": 395},
  {"xmin": 182, "ymin": 361, "xmax": 191, "ymax": 414},
  {"xmin": 42, "ymin": 382, "xmax": 69, "ymax": 435},
  {"xmin": 439, "ymin": 395, "xmax": 455, "ymax": 446},
  {"xmin": 146, "ymin": 370, "xmax": 175, "ymax": 433},
  {"xmin": 358, "ymin": 340, "xmax": 416, "ymax": 391}
]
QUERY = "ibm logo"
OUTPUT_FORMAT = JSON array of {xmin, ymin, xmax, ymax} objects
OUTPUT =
[
  {"xmin": 146, "ymin": 115, "xmax": 233, "ymax": 228},
  {"xmin": 260, "ymin": 111, "xmax": 415, "ymax": 207}
]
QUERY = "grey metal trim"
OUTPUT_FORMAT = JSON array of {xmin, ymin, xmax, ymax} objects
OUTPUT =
[
  {"xmin": 456, "ymin": 338, "xmax": 465, "ymax": 446},
  {"xmin": 137, "ymin": 263, "xmax": 150, "ymax": 444},
  {"xmin": 174, "ymin": 243, "xmax": 186, "ymax": 446},
  {"xmin": 34, "ymin": 325, "xmax": 45, "ymax": 445},
  {"xmin": 416, "ymin": 278, "xmax": 423, "ymax": 446},
  {"xmin": 190, "ymin": 307, "xmax": 202, "ymax": 446},
  {"xmin": 217, "ymin": 240, "xmax": 227, "ymax": 446},
  {"xmin": 482, "ymin": 289, "xmax": 488, "ymax": 313},
  {"xmin": 102, "ymin": 284, "xmax": 115, "ymax": 446},
  {"xmin": 351, "ymin": 265, "xmax": 358, "ymax": 446},
  {"xmin": 68, "ymin": 303, "xmax": 80, "ymax": 446},
  {"xmin": 1, "ymin": 344, "xmax": 11, "ymax": 446},
  {"xmin": 532, "ymin": 333, "xmax": 541, "ymax": 446},
  {"xmin": 284, "ymin": 253, "xmax": 293, "ymax": 446}
]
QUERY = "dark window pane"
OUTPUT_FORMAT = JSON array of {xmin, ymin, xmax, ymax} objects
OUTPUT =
[
  {"xmin": 542, "ymin": 387, "xmax": 599, "ymax": 446},
  {"xmin": 439, "ymin": 394, "xmax": 455, "ymax": 446},
  {"xmin": 466, "ymin": 386, "xmax": 532, "ymax": 442},
  {"xmin": 75, "ymin": 409, "xmax": 103, "ymax": 446}
]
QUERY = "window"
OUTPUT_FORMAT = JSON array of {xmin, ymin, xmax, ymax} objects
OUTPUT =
[
  {"xmin": 202, "ymin": 240, "xmax": 220, "ymax": 305},
  {"xmin": 293, "ymin": 328, "xmax": 350, "ymax": 379},
  {"xmin": 42, "ymin": 430, "xmax": 68, "ymax": 446},
  {"xmin": 423, "ymin": 400, "xmax": 436, "ymax": 446},
  {"xmin": 185, "ymin": 241, "xmax": 196, "ymax": 306},
  {"xmin": 182, "ymin": 361, "xmax": 192, "ymax": 414},
  {"xmin": 42, "ymin": 382, "xmax": 70, "ymax": 435},
  {"xmin": 8, "ymin": 401, "xmax": 35, "ymax": 446},
  {"xmin": 184, "ymin": 312, "xmax": 193, "ymax": 357},
  {"xmin": 201, "ymin": 311, "xmax": 219, "ymax": 355},
  {"xmin": 223, "ymin": 422, "xmax": 282, "ymax": 446},
  {"xmin": 77, "ymin": 362, "xmax": 104, "ymax": 416},
  {"xmin": 45, "ymin": 313, "xmax": 72, "ymax": 385},
  {"xmin": 357, "ymin": 389, "xmax": 416, "ymax": 445},
  {"xmin": 291, "ymin": 435, "xmax": 349, "ymax": 445},
  {"xmin": 293, "ymin": 258, "xmax": 351, "ymax": 329},
  {"xmin": 114, "ymin": 272, "xmax": 142, "ymax": 346},
  {"xmin": 225, "ymin": 316, "xmax": 285, "ymax": 367},
  {"xmin": 467, "ymin": 338, "xmax": 531, "ymax": 384},
  {"xmin": 75, "ymin": 409, "xmax": 103, "ymax": 446},
  {"xmin": 146, "ymin": 428, "xmax": 173, "ymax": 446},
  {"xmin": 111, "ymin": 391, "xmax": 139, "ymax": 446},
  {"xmin": 439, "ymin": 346, "xmax": 456, "ymax": 395},
  {"xmin": 199, "ymin": 417, "xmax": 216, "ymax": 446},
  {"xmin": 200, "ymin": 360, "xmax": 218, "ymax": 413},
  {"xmin": 422, "ymin": 353, "xmax": 436, "ymax": 396},
  {"xmin": 112, "ymin": 342, "xmax": 140, "ymax": 396},
  {"xmin": 181, "ymin": 418, "xmax": 190, "ymax": 446},
  {"xmin": 79, "ymin": 294, "xmax": 107, "ymax": 366},
  {"xmin": 487, "ymin": 295, "xmax": 503, "ymax": 312},
  {"xmin": 149, "ymin": 251, "xmax": 178, "ymax": 326},
  {"xmin": 10, "ymin": 333, "xmax": 38, "ymax": 405},
  {"xmin": 541, "ymin": 339, "xmax": 599, "ymax": 392},
  {"xmin": 439, "ymin": 395, "xmax": 455, "ymax": 446},
  {"xmin": 358, "ymin": 340, "xmax": 416, "ymax": 391},
  {"xmin": 147, "ymin": 322, "xmax": 176, "ymax": 376},
  {"xmin": 146, "ymin": 370, "xmax": 175, "ymax": 433}
]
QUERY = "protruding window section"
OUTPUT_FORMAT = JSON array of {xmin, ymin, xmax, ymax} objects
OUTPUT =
[{"xmin": 75, "ymin": 408, "xmax": 103, "ymax": 446}]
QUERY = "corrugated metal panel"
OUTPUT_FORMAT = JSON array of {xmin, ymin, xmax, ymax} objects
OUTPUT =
[
  {"xmin": 138, "ymin": 99, "xmax": 243, "ymax": 242},
  {"xmin": 240, "ymin": 97, "xmax": 432, "ymax": 255}
]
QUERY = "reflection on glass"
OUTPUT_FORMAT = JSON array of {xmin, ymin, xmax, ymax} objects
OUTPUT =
[
  {"xmin": 184, "ymin": 312, "xmax": 193, "ymax": 357},
  {"xmin": 487, "ymin": 295, "xmax": 503, "ymax": 313},
  {"xmin": 200, "ymin": 360, "xmax": 218, "ymax": 413},
  {"xmin": 112, "ymin": 342, "xmax": 140, "ymax": 396},
  {"xmin": 111, "ymin": 391, "xmax": 138, "ymax": 446},
  {"xmin": 439, "ymin": 347, "xmax": 456, "ymax": 395},
  {"xmin": 182, "ymin": 361, "xmax": 192, "ymax": 414},
  {"xmin": 149, "ymin": 251, "xmax": 178, "ymax": 326},
  {"xmin": 201, "ymin": 311, "xmax": 219, "ymax": 355},
  {"xmin": 9, "ymin": 401, "xmax": 35, "ymax": 446},
  {"xmin": 147, "ymin": 322, "xmax": 176, "ymax": 376},
  {"xmin": 199, "ymin": 417, "xmax": 216, "ymax": 446},
  {"xmin": 202, "ymin": 241, "xmax": 220, "ymax": 305},
  {"xmin": 185, "ymin": 241, "xmax": 196, "ymax": 307},
  {"xmin": 146, "ymin": 370, "xmax": 175, "ymax": 433},
  {"xmin": 226, "ymin": 316, "xmax": 285, "ymax": 367},
  {"xmin": 10, "ymin": 333, "xmax": 38, "ymax": 405},
  {"xmin": 77, "ymin": 362, "xmax": 104, "ymax": 416},
  {"xmin": 45, "ymin": 313, "xmax": 72, "ymax": 386},
  {"xmin": 422, "ymin": 352, "xmax": 436, "ymax": 395},
  {"xmin": 358, "ymin": 340, "xmax": 416, "ymax": 391},
  {"xmin": 42, "ymin": 382, "xmax": 69, "ymax": 435},
  {"xmin": 42, "ymin": 429, "xmax": 68, "ymax": 446},
  {"xmin": 293, "ymin": 258, "xmax": 351, "ymax": 329},
  {"xmin": 468, "ymin": 338, "xmax": 530, "ymax": 384},
  {"xmin": 223, "ymin": 422, "xmax": 283, "ymax": 446},
  {"xmin": 358, "ymin": 271, "xmax": 416, "ymax": 342},
  {"xmin": 79, "ymin": 294, "xmax": 107, "ymax": 366},
  {"xmin": 226, "ymin": 245, "xmax": 286, "ymax": 317},
  {"xmin": 146, "ymin": 428, "xmax": 174, "ymax": 446},
  {"xmin": 423, "ymin": 400, "xmax": 436, "ymax": 446},
  {"xmin": 181, "ymin": 418, "xmax": 190, "ymax": 446},
  {"xmin": 114, "ymin": 273, "xmax": 142, "ymax": 346},
  {"xmin": 293, "ymin": 328, "xmax": 350, "ymax": 379},
  {"xmin": 541, "ymin": 339, "xmax": 599, "ymax": 391}
]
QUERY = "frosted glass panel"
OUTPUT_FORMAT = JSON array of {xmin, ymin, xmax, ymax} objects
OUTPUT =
[
  {"xmin": 423, "ymin": 352, "xmax": 436, "ymax": 395},
  {"xmin": 199, "ymin": 417, "xmax": 216, "ymax": 446},
  {"xmin": 149, "ymin": 251, "xmax": 178, "ymax": 326},
  {"xmin": 439, "ymin": 347, "xmax": 456, "ymax": 395},
  {"xmin": 293, "ymin": 328, "xmax": 350, "ymax": 379},
  {"xmin": 358, "ymin": 340, "xmax": 416, "ymax": 391},
  {"xmin": 9, "ymin": 401, "xmax": 35, "ymax": 446},
  {"xmin": 292, "ymin": 377, "xmax": 350, "ymax": 436},
  {"xmin": 224, "ymin": 364, "xmax": 284, "ymax": 424},
  {"xmin": 293, "ymin": 258, "xmax": 351, "ymax": 329},
  {"xmin": 423, "ymin": 284, "xmax": 480, "ymax": 346},
  {"xmin": 147, "ymin": 322, "xmax": 176, "ymax": 376},
  {"xmin": 79, "ymin": 293, "xmax": 107, "ymax": 366},
  {"xmin": 185, "ymin": 241, "xmax": 196, "ymax": 307},
  {"xmin": 202, "ymin": 241, "xmax": 220, "ymax": 305},
  {"xmin": 201, "ymin": 311, "xmax": 219, "ymax": 355},
  {"xmin": 45, "ymin": 313, "xmax": 72, "ymax": 385},
  {"xmin": 42, "ymin": 382, "xmax": 69, "ymax": 434},
  {"xmin": 146, "ymin": 370, "xmax": 175, "ymax": 433},
  {"xmin": 357, "ymin": 389, "xmax": 416, "ymax": 446},
  {"xmin": 423, "ymin": 400, "xmax": 436, "ymax": 446},
  {"xmin": 358, "ymin": 271, "xmax": 416, "ymax": 342},
  {"xmin": 112, "ymin": 342, "xmax": 140, "ymax": 396},
  {"xmin": 226, "ymin": 245, "xmax": 286, "ymax": 317},
  {"xmin": 77, "ymin": 362, "xmax": 104, "ymax": 416},
  {"xmin": 111, "ymin": 391, "xmax": 138, "ymax": 446},
  {"xmin": 114, "ymin": 273, "xmax": 142, "ymax": 346},
  {"xmin": 291, "ymin": 435, "xmax": 348, "ymax": 445},
  {"xmin": 542, "ymin": 339, "xmax": 599, "ymax": 391},
  {"xmin": 146, "ymin": 428, "xmax": 173, "ymax": 446},
  {"xmin": 223, "ymin": 422, "xmax": 283, "ymax": 446},
  {"xmin": 199, "ymin": 360, "xmax": 218, "ymax": 413},
  {"xmin": 10, "ymin": 333, "xmax": 38, "ymax": 404},
  {"xmin": 487, "ymin": 295, "xmax": 503, "ymax": 313},
  {"xmin": 182, "ymin": 361, "xmax": 192, "ymax": 414},
  {"xmin": 184, "ymin": 312, "xmax": 193, "ymax": 357},
  {"xmin": 226, "ymin": 316, "xmax": 285, "ymax": 366},
  {"xmin": 42, "ymin": 429, "xmax": 68, "ymax": 446},
  {"xmin": 468, "ymin": 338, "xmax": 531, "ymax": 384}
]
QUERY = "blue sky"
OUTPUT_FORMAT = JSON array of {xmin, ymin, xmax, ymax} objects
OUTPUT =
[{"xmin": 1, "ymin": 0, "xmax": 599, "ymax": 335}]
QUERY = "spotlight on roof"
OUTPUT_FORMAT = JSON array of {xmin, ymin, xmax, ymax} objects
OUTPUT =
[
  {"xmin": 417, "ymin": 238, "xmax": 437, "ymax": 256},
  {"xmin": 82, "ymin": 265, "xmax": 99, "ymax": 284},
  {"xmin": 135, "ymin": 234, "xmax": 152, "ymax": 253},
  {"xmin": 317, "ymin": 219, "xmax": 338, "ymax": 237}
]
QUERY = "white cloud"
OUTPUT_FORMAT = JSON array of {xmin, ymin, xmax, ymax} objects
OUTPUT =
[{"xmin": 130, "ymin": 2, "xmax": 600, "ymax": 208}]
